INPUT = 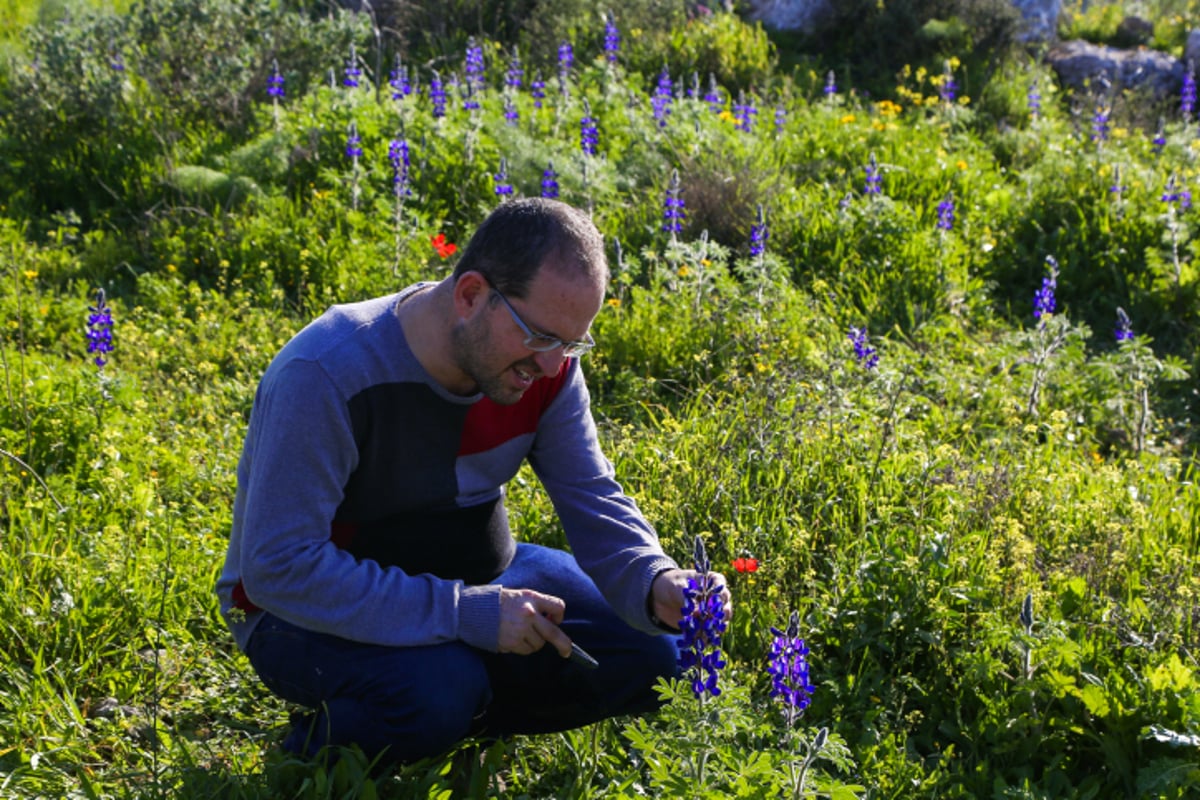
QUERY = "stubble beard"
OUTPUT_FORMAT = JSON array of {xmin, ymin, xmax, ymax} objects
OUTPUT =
[{"xmin": 451, "ymin": 316, "xmax": 537, "ymax": 406}]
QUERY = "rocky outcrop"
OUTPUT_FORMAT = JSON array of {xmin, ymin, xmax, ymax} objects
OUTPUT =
[
  {"xmin": 1045, "ymin": 39, "xmax": 1184, "ymax": 98},
  {"xmin": 743, "ymin": 0, "xmax": 1061, "ymax": 42}
]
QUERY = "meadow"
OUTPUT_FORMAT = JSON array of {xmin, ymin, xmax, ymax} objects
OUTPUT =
[{"xmin": 1, "ymin": 0, "xmax": 1199, "ymax": 797}]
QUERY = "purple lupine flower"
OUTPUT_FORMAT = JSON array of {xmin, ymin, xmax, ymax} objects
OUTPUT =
[
  {"xmin": 1115, "ymin": 307, "xmax": 1135, "ymax": 342},
  {"xmin": 267, "ymin": 59, "xmax": 285, "ymax": 98},
  {"xmin": 557, "ymin": 40, "xmax": 573, "ymax": 95},
  {"xmin": 734, "ymin": 90, "xmax": 757, "ymax": 132},
  {"xmin": 663, "ymin": 169, "xmax": 686, "ymax": 236},
  {"xmin": 580, "ymin": 101, "xmax": 599, "ymax": 155},
  {"xmin": 824, "ymin": 70, "xmax": 837, "ymax": 97},
  {"xmin": 541, "ymin": 162, "xmax": 559, "ymax": 199},
  {"xmin": 345, "ymin": 121, "xmax": 362, "ymax": 159},
  {"xmin": 389, "ymin": 138, "xmax": 412, "ymax": 198},
  {"xmin": 503, "ymin": 94, "xmax": 519, "ymax": 126},
  {"xmin": 677, "ymin": 536, "xmax": 727, "ymax": 700},
  {"xmin": 110, "ymin": 50, "xmax": 125, "ymax": 72},
  {"xmin": 774, "ymin": 102, "xmax": 787, "ymax": 135},
  {"xmin": 864, "ymin": 152, "xmax": 883, "ymax": 196},
  {"xmin": 704, "ymin": 74, "xmax": 723, "ymax": 113},
  {"xmin": 493, "ymin": 157, "xmax": 513, "ymax": 199},
  {"xmin": 749, "ymin": 205, "xmax": 768, "ymax": 257},
  {"xmin": 86, "ymin": 289, "xmax": 114, "ymax": 369},
  {"xmin": 430, "ymin": 70, "xmax": 446, "ymax": 118},
  {"xmin": 389, "ymin": 58, "xmax": 412, "ymax": 101},
  {"xmin": 652, "ymin": 66, "xmax": 673, "ymax": 127},
  {"xmin": 1110, "ymin": 164, "xmax": 1125, "ymax": 201},
  {"xmin": 1034, "ymin": 255, "xmax": 1058, "ymax": 321},
  {"xmin": 848, "ymin": 326, "xmax": 879, "ymax": 369},
  {"xmin": 1183, "ymin": 64, "xmax": 1196, "ymax": 118},
  {"xmin": 767, "ymin": 610, "xmax": 815, "ymax": 726},
  {"xmin": 604, "ymin": 12, "xmax": 620, "ymax": 64},
  {"xmin": 506, "ymin": 49, "xmax": 523, "ymax": 89},
  {"xmin": 687, "ymin": 72, "xmax": 700, "ymax": 99},
  {"xmin": 1028, "ymin": 79, "xmax": 1041, "ymax": 120},
  {"xmin": 1162, "ymin": 174, "xmax": 1193, "ymax": 210},
  {"xmin": 1092, "ymin": 103, "xmax": 1110, "ymax": 144},
  {"xmin": 936, "ymin": 191, "xmax": 955, "ymax": 231},
  {"xmin": 531, "ymin": 71, "xmax": 546, "ymax": 109},
  {"xmin": 939, "ymin": 62, "xmax": 957, "ymax": 103},
  {"xmin": 461, "ymin": 82, "xmax": 481, "ymax": 112},
  {"xmin": 464, "ymin": 37, "xmax": 485, "ymax": 93},
  {"xmin": 344, "ymin": 44, "xmax": 362, "ymax": 88},
  {"xmin": 1152, "ymin": 120, "xmax": 1167, "ymax": 153}
]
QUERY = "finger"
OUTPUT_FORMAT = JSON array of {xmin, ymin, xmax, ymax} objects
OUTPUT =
[
  {"xmin": 533, "ymin": 614, "xmax": 573, "ymax": 659},
  {"xmin": 530, "ymin": 592, "xmax": 567, "ymax": 625}
]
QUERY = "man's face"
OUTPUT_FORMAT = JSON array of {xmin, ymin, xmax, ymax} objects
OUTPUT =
[{"xmin": 452, "ymin": 266, "xmax": 604, "ymax": 405}]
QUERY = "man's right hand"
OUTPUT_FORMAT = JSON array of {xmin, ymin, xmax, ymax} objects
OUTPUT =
[{"xmin": 497, "ymin": 587, "xmax": 572, "ymax": 658}]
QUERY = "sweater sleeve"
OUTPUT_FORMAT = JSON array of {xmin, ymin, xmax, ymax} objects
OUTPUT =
[
  {"xmin": 231, "ymin": 357, "xmax": 502, "ymax": 651},
  {"xmin": 527, "ymin": 361, "xmax": 678, "ymax": 635}
]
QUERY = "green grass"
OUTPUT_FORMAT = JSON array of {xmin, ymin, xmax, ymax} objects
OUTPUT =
[{"xmin": 2, "ymin": 1, "xmax": 1199, "ymax": 797}]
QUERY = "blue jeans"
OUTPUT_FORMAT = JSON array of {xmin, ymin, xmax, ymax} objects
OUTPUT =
[{"xmin": 244, "ymin": 543, "xmax": 680, "ymax": 764}]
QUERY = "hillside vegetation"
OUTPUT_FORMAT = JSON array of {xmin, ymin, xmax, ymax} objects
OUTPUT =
[{"xmin": 1, "ymin": 1, "xmax": 1198, "ymax": 797}]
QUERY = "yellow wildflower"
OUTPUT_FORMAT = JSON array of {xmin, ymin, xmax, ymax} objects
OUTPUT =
[
  {"xmin": 840, "ymin": 113, "xmax": 856, "ymax": 124},
  {"xmin": 606, "ymin": 298, "xmax": 621, "ymax": 308}
]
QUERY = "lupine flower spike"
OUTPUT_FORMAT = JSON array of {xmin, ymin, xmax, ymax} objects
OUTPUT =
[
  {"xmin": 604, "ymin": 12, "xmax": 620, "ymax": 65},
  {"xmin": 1152, "ymin": 119, "xmax": 1167, "ymax": 154},
  {"xmin": 749, "ymin": 204, "xmax": 768, "ymax": 258},
  {"xmin": 734, "ymin": 90, "xmax": 757, "ymax": 132},
  {"xmin": 652, "ymin": 65, "xmax": 673, "ymax": 127},
  {"xmin": 677, "ymin": 535, "xmax": 728, "ymax": 700},
  {"xmin": 580, "ymin": 100, "xmax": 599, "ymax": 156},
  {"xmin": 936, "ymin": 191, "xmax": 955, "ymax": 231},
  {"xmin": 824, "ymin": 70, "xmax": 837, "ymax": 99},
  {"xmin": 344, "ymin": 44, "xmax": 362, "ymax": 88},
  {"xmin": 267, "ymin": 59, "xmax": 285, "ymax": 128},
  {"xmin": 531, "ymin": 71, "xmax": 546, "ymax": 109},
  {"xmin": 1115, "ymin": 307, "xmax": 1135, "ymax": 342},
  {"xmin": 768, "ymin": 610, "xmax": 816, "ymax": 728},
  {"xmin": 267, "ymin": 60, "xmax": 285, "ymax": 99},
  {"xmin": 1162, "ymin": 174, "xmax": 1192, "ymax": 210},
  {"xmin": 541, "ymin": 162, "xmax": 559, "ymax": 199},
  {"xmin": 1034, "ymin": 255, "xmax": 1058, "ymax": 323},
  {"xmin": 1027, "ymin": 78, "xmax": 1041, "ymax": 121},
  {"xmin": 493, "ymin": 157, "xmax": 514, "ymax": 200},
  {"xmin": 704, "ymin": 74, "xmax": 723, "ymax": 114},
  {"xmin": 1092, "ymin": 102, "xmax": 1110, "ymax": 144},
  {"xmin": 864, "ymin": 152, "xmax": 883, "ymax": 196},
  {"xmin": 848, "ymin": 326, "xmax": 879, "ymax": 369},
  {"xmin": 86, "ymin": 289, "xmax": 114, "ymax": 369},
  {"xmin": 557, "ymin": 40, "xmax": 573, "ymax": 96},
  {"xmin": 388, "ymin": 138, "xmax": 411, "ymax": 198},
  {"xmin": 506, "ymin": 49, "xmax": 523, "ymax": 90},
  {"xmin": 430, "ymin": 70, "xmax": 447, "ymax": 118},
  {"xmin": 464, "ymin": 37, "xmax": 485, "ymax": 93},
  {"xmin": 663, "ymin": 169, "xmax": 686, "ymax": 239},
  {"xmin": 389, "ymin": 58, "xmax": 412, "ymax": 101},
  {"xmin": 939, "ymin": 61, "xmax": 957, "ymax": 104}
]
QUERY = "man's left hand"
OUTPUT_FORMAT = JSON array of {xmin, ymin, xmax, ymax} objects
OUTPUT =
[{"xmin": 649, "ymin": 568, "xmax": 732, "ymax": 630}]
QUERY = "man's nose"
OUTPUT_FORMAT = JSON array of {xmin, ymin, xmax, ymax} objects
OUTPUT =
[{"xmin": 533, "ymin": 348, "xmax": 567, "ymax": 376}]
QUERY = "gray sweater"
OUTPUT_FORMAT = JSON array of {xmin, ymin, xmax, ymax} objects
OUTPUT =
[{"xmin": 216, "ymin": 285, "xmax": 676, "ymax": 653}]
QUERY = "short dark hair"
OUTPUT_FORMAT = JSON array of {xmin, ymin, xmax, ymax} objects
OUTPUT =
[{"xmin": 451, "ymin": 198, "xmax": 608, "ymax": 298}]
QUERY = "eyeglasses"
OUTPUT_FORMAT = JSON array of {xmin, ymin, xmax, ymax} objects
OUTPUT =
[{"xmin": 489, "ymin": 287, "xmax": 596, "ymax": 358}]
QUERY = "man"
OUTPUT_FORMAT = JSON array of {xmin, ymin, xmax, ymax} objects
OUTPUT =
[{"xmin": 216, "ymin": 198, "xmax": 730, "ymax": 765}]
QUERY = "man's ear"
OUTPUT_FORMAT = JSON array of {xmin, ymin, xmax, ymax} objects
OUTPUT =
[{"xmin": 452, "ymin": 271, "xmax": 490, "ymax": 319}]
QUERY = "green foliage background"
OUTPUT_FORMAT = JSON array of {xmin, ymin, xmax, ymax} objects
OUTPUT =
[{"xmin": 1, "ymin": 0, "xmax": 1198, "ymax": 797}]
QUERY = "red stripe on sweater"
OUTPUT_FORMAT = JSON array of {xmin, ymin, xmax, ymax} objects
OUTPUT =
[{"xmin": 458, "ymin": 361, "xmax": 571, "ymax": 456}]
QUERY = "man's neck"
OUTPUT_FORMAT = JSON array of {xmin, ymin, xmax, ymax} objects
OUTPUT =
[{"xmin": 397, "ymin": 280, "xmax": 476, "ymax": 396}]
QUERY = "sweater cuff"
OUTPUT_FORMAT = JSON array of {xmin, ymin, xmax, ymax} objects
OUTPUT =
[{"xmin": 457, "ymin": 584, "xmax": 503, "ymax": 651}]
